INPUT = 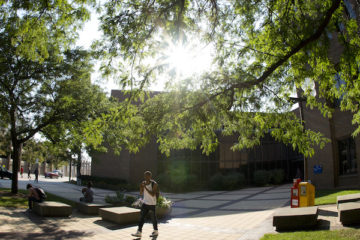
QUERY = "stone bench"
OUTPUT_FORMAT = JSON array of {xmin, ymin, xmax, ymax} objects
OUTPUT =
[
  {"xmin": 76, "ymin": 202, "xmax": 112, "ymax": 215},
  {"xmin": 33, "ymin": 201, "xmax": 72, "ymax": 217},
  {"xmin": 338, "ymin": 202, "xmax": 360, "ymax": 225},
  {"xmin": 273, "ymin": 206, "xmax": 318, "ymax": 231},
  {"xmin": 337, "ymin": 193, "xmax": 360, "ymax": 209},
  {"xmin": 99, "ymin": 206, "xmax": 140, "ymax": 225}
]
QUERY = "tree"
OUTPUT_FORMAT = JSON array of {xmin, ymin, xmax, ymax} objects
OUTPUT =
[
  {"xmin": 0, "ymin": 121, "xmax": 11, "ymax": 167},
  {"xmin": 0, "ymin": 0, "xmax": 95, "ymax": 193},
  {"xmin": 22, "ymin": 139, "xmax": 47, "ymax": 166},
  {"xmin": 95, "ymin": 0, "xmax": 360, "ymax": 159},
  {"xmin": 41, "ymin": 77, "xmax": 111, "ymax": 182}
]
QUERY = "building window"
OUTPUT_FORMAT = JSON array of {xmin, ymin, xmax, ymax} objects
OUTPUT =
[
  {"xmin": 338, "ymin": 137, "xmax": 357, "ymax": 175},
  {"xmin": 344, "ymin": 0, "xmax": 357, "ymax": 19}
]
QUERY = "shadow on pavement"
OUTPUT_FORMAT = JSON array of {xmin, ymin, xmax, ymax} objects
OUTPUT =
[
  {"xmin": 318, "ymin": 208, "xmax": 338, "ymax": 217},
  {"xmin": 317, "ymin": 219, "xmax": 331, "ymax": 230},
  {"xmin": 0, "ymin": 231, "xmax": 92, "ymax": 240},
  {"xmin": 22, "ymin": 211, "xmax": 94, "ymax": 240},
  {"xmin": 93, "ymin": 219, "xmax": 137, "ymax": 231}
]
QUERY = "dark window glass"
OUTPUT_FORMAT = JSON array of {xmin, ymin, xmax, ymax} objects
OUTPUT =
[
  {"xmin": 344, "ymin": 0, "xmax": 357, "ymax": 19},
  {"xmin": 338, "ymin": 137, "xmax": 357, "ymax": 175}
]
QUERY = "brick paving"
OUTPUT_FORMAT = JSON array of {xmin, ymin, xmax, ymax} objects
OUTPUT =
[{"xmin": 0, "ymin": 177, "xmax": 347, "ymax": 240}]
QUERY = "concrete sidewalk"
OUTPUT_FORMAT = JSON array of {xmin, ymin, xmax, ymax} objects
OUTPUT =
[
  {"xmin": 1, "ymin": 176, "xmax": 293, "ymax": 239},
  {"xmin": 0, "ymin": 174, "xmax": 115, "ymax": 204}
]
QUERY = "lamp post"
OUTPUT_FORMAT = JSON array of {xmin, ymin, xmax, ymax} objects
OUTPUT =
[{"xmin": 290, "ymin": 97, "xmax": 308, "ymax": 181}]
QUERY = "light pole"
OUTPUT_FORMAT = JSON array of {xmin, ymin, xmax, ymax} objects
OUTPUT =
[{"xmin": 290, "ymin": 97, "xmax": 308, "ymax": 181}]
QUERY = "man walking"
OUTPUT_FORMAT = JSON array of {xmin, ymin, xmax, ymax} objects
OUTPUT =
[
  {"xmin": 34, "ymin": 167, "xmax": 39, "ymax": 183},
  {"xmin": 132, "ymin": 171, "xmax": 158, "ymax": 238}
]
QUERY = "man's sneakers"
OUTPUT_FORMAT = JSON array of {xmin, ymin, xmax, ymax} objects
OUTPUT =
[
  {"xmin": 131, "ymin": 230, "xmax": 142, "ymax": 237},
  {"xmin": 131, "ymin": 230, "xmax": 159, "ymax": 238},
  {"xmin": 150, "ymin": 230, "xmax": 159, "ymax": 237}
]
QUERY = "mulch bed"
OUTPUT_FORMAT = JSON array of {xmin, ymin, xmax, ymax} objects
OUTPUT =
[{"xmin": 0, "ymin": 190, "xmax": 27, "ymax": 198}]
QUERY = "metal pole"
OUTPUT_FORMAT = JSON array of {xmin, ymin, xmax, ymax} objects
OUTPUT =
[{"xmin": 298, "ymin": 100, "xmax": 308, "ymax": 181}]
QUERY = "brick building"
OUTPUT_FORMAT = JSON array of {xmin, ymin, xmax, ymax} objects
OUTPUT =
[{"xmin": 91, "ymin": 90, "xmax": 302, "ymax": 186}]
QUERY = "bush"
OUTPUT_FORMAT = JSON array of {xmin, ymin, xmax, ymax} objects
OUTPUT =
[
  {"xmin": 80, "ymin": 175, "xmax": 127, "ymax": 185},
  {"xmin": 209, "ymin": 172, "xmax": 246, "ymax": 190},
  {"xmin": 253, "ymin": 170, "xmax": 271, "ymax": 186},
  {"xmin": 105, "ymin": 192, "xmax": 136, "ymax": 206},
  {"xmin": 209, "ymin": 173, "xmax": 224, "ymax": 190},
  {"xmin": 125, "ymin": 195, "xmax": 136, "ymax": 205},
  {"xmin": 79, "ymin": 175, "xmax": 137, "ymax": 191},
  {"xmin": 271, "ymin": 169, "xmax": 285, "ymax": 184},
  {"xmin": 223, "ymin": 172, "xmax": 246, "ymax": 190},
  {"xmin": 105, "ymin": 192, "xmax": 125, "ymax": 205},
  {"xmin": 157, "ymin": 195, "xmax": 173, "ymax": 209}
]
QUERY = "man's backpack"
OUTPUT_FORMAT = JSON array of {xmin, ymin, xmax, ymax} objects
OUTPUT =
[
  {"xmin": 151, "ymin": 180, "xmax": 160, "ymax": 201},
  {"xmin": 35, "ymin": 187, "xmax": 47, "ymax": 200}
]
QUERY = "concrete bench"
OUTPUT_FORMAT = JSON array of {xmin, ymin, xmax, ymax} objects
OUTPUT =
[
  {"xmin": 76, "ymin": 202, "xmax": 112, "ymax": 215},
  {"xmin": 338, "ymin": 202, "xmax": 360, "ymax": 225},
  {"xmin": 33, "ymin": 201, "xmax": 72, "ymax": 217},
  {"xmin": 99, "ymin": 207, "xmax": 140, "ymax": 225},
  {"xmin": 273, "ymin": 206, "xmax": 318, "ymax": 231},
  {"xmin": 337, "ymin": 193, "xmax": 360, "ymax": 209}
]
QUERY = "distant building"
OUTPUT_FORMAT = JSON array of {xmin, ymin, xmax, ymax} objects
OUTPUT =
[{"xmin": 91, "ymin": 90, "xmax": 302, "ymax": 186}]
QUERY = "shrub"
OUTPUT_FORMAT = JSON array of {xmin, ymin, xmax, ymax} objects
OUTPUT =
[
  {"xmin": 253, "ymin": 170, "xmax": 271, "ymax": 186},
  {"xmin": 105, "ymin": 192, "xmax": 125, "ymax": 205},
  {"xmin": 105, "ymin": 192, "xmax": 138, "ymax": 207},
  {"xmin": 187, "ymin": 174, "xmax": 199, "ymax": 190},
  {"xmin": 157, "ymin": 195, "xmax": 173, "ymax": 209},
  {"xmin": 79, "ymin": 175, "xmax": 137, "ymax": 191},
  {"xmin": 222, "ymin": 172, "xmax": 246, "ymax": 190},
  {"xmin": 125, "ymin": 195, "xmax": 136, "ymax": 205},
  {"xmin": 209, "ymin": 173, "xmax": 224, "ymax": 190},
  {"xmin": 271, "ymin": 169, "xmax": 285, "ymax": 184}
]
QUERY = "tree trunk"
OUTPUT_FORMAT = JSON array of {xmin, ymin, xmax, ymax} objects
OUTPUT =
[
  {"xmin": 76, "ymin": 148, "xmax": 82, "ymax": 185},
  {"xmin": 11, "ymin": 142, "xmax": 22, "ymax": 194},
  {"xmin": 69, "ymin": 158, "xmax": 72, "ymax": 182},
  {"xmin": 6, "ymin": 154, "xmax": 10, "ymax": 169}
]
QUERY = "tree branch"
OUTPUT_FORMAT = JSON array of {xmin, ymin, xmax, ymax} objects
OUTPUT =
[
  {"xmin": 232, "ymin": 0, "xmax": 341, "ymax": 90},
  {"xmin": 189, "ymin": 0, "xmax": 341, "ymax": 111}
]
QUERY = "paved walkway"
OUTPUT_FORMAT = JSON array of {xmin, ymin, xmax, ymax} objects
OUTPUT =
[{"xmin": 2, "ymin": 176, "xmax": 334, "ymax": 240}]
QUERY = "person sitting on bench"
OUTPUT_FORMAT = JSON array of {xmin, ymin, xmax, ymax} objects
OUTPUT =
[
  {"xmin": 80, "ymin": 181, "xmax": 94, "ymax": 203},
  {"xmin": 27, "ymin": 183, "xmax": 43, "ymax": 209}
]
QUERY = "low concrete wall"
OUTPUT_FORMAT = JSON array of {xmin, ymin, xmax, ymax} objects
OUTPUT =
[
  {"xmin": 338, "ymin": 202, "xmax": 360, "ymax": 225},
  {"xmin": 99, "ymin": 207, "xmax": 140, "ymax": 225},
  {"xmin": 33, "ymin": 201, "xmax": 72, "ymax": 217},
  {"xmin": 76, "ymin": 202, "xmax": 111, "ymax": 215},
  {"xmin": 273, "ymin": 206, "xmax": 318, "ymax": 231}
]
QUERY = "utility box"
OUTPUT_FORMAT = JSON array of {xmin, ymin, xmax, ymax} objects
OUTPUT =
[{"xmin": 299, "ymin": 182, "xmax": 315, "ymax": 207}]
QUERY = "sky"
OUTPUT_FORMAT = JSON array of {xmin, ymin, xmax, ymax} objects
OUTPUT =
[{"xmin": 76, "ymin": 11, "xmax": 119, "ymax": 95}]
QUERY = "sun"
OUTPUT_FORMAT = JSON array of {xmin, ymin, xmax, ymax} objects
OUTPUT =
[{"xmin": 165, "ymin": 40, "xmax": 213, "ymax": 80}]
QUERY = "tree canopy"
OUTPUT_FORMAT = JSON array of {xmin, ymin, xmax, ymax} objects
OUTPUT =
[
  {"xmin": 0, "ymin": 0, "xmax": 103, "ymax": 193},
  {"xmin": 95, "ymin": 0, "xmax": 360, "ymax": 157}
]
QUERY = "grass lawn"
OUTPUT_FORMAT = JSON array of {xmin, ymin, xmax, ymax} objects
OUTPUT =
[
  {"xmin": 261, "ymin": 229, "xmax": 360, "ymax": 240},
  {"xmin": 315, "ymin": 189, "xmax": 360, "ymax": 205},
  {"xmin": 0, "ymin": 188, "xmax": 76, "ymax": 208}
]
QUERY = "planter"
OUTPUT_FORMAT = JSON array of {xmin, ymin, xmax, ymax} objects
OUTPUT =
[{"xmin": 156, "ymin": 206, "xmax": 172, "ymax": 219}]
